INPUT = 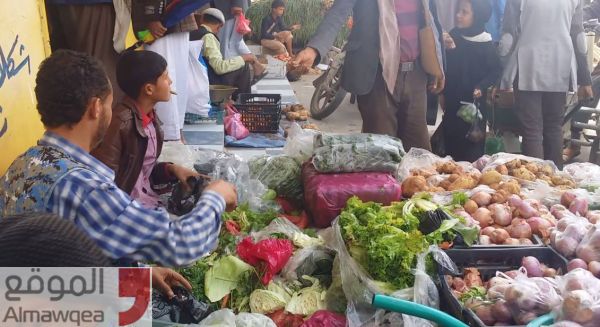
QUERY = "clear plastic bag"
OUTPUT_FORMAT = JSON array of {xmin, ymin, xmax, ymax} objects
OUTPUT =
[
  {"xmin": 196, "ymin": 309, "xmax": 277, "ymax": 327},
  {"xmin": 550, "ymin": 215, "xmax": 592, "ymax": 258},
  {"xmin": 283, "ymin": 123, "xmax": 320, "ymax": 164},
  {"xmin": 498, "ymin": 268, "xmax": 562, "ymax": 324},
  {"xmin": 312, "ymin": 133, "xmax": 405, "ymax": 174},
  {"xmin": 457, "ymin": 101, "xmax": 482, "ymax": 124},
  {"xmin": 280, "ymin": 246, "xmax": 335, "ymax": 287},
  {"xmin": 576, "ymin": 225, "xmax": 600, "ymax": 263},
  {"xmin": 330, "ymin": 217, "xmax": 457, "ymax": 327},
  {"xmin": 251, "ymin": 218, "xmax": 324, "ymax": 249},
  {"xmin": 481, "ymin": 153, "xmax": 558, "ymax": 173},
  {"xmin": 397, "ymin": 148, "xmax": 452, "ymax": 181},
  {"xmin": 553, "ymin": 269, "xmax": 600, "ymax": 327},
  {"xmin": 563, "ymin": 163, "xmax": 600, "ymax": 189},
  {"xmin": 248, "ymin": 155, "xmax": 303, "ymax": 200}
]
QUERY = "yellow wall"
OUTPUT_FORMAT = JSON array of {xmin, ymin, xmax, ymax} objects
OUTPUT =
[{"xmin": 0, "ymin": 1, "xmax": 50, "ymax": 174}]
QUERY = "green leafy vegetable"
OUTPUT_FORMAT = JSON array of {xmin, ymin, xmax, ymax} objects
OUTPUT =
[
  {"xmin": 223, "ymin": 204, "xmax": 279, "ymax": 234},
  {"xmin": 249, "ymin": 289, "xmax": 288, "ymax": 314},
  {"xmin": 451, "ymin": 192, "xmax": 469, "ymax": 206},
  {"xmin": 204, "ymin": 255, "xmax": 253, "ymax": 302},
  {"xmin": 459, "ymin": 286, "xmax": 488, "ymax": 304}
]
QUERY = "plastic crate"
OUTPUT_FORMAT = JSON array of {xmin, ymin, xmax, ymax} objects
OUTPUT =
[
  {"xmin": 450, "ymin": 234, "xmax": 545, "ymax": 250},
  {"xmin": 236, "ymin": 94, "xmax": 282, "ymax": 133},
  {"xmin": 439, "ymin": 247, "xmax": 568, "ymax": 327}
]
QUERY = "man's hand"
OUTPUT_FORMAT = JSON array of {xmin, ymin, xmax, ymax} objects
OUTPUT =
[
  {"xmin": 579, "ymin": 85, "xmax": 594, "ymax": 103},
  {"xmin": 292, "ymin": 47, "xmax": 318, "ymax": 69},
  {"xmin": 148, "ymin": 21, "xmax": 167, "ymax": 39},
  {"xmin": 231, "ymin": 6, "xmax": 243, "ymax": 16},
  {"xmin": 152, "ymin": 267, "xmax": 192, "ymax": 299},
  {"xmin": 205, "ymin": 180, "xmax": 238, "ymax": 211},
  {"xmin": 473, "ymin": 88, "xmax": 482, "ymax": 99},
  {"xmin": 429, "ymin": 76, "xmax": 445, "ymax": 94},
  {"xmin": 168, "ymin": 164, "xmax": 200, "ymax": 190},
  {"xmin": 241, "ymin": 53, "xmax": 257, "ymax": 63},
  {"xmin": 290, "ymin": 24, "xmax": 302, "ymax": 31}
]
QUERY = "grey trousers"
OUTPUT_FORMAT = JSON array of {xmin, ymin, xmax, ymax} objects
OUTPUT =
[
  {"xmin": 357, "ymin": 65, "xmax": 431, "ymax": 152},
  {"xmin": 515, "ymin": 90, "xmax": 567, "ymax": 168}
]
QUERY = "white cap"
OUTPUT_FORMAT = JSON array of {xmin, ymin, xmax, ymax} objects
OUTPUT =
[{"xmin": 203, "ymin": 8, "xmax": 226, "ymax": 24}]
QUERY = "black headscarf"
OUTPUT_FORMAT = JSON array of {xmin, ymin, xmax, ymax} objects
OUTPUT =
[{"xmin": 454, "ymin": 0, "xmax": 493, "ymax": 37}]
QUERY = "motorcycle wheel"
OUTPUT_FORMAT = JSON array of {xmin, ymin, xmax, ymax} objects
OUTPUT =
[{"xmin": 310, "ymin": 69, "xmax": 347, "ymax": 120}]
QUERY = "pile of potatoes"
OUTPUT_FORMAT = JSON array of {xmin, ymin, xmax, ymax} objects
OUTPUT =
[
  {"xmin": 492, "ymin": 159, "xmax": 575, "ymax": 189},
  {"xmin": 283, "ymin": 104, "xmax": 310, "ymax": 122}
]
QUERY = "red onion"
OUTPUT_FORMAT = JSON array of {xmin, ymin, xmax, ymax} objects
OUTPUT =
[
  {"xmin": 491, "ymin": 229, "xmax": 510, "ymax": 244},
  {"xmin": 526, "ymin": 217, "xmax": 553, "ymax": 238},
  {"xmin": 522, "ymin": 256, "xmax": 543, "ymax": 277},
  {"xmin": 561, "ymin": 191, "xmax": 577, "ymax": 207},
  {"xmin": 481, "ymin": 226, "xmax": 496, "ymax": 237},
  {"xmin": 490, "ymin": 203, "xmax": 513, "ymax": 226},
  {"xmin": 519, "ymin": 238, "xmax": 534, "ymax": 245},
  {"xmin": 586, "ymin": 211, "xmax": 600, "ymax": 224},
  {"xmin": 508, "ymin": 220, "xmax": 532, "ymax": 239},
  {"xmin": 568, "ymin": 258, "xmax": 588, "ymax": 271},
  {"xmin": 588, "ymin": 261, "xmax": 600, "ymax": 278},
  {"xmin": 479, "ymin": 235, "xmax": 492, "ymax": 245},
  {"xmin": 554, "ymin": 236, "xmax": 580, "ymax": 258},
  {"xmin": 473, "ymin": 208, "xmax": 494, "ymax": 228},
  {"xmin": 503, "ymin": 238, "xmax": 521, "ymax": 245},
  {"xmin": 569, "ymin": 198, "xmax": 589, "ymax": 216},
  {"xmin": 471, "ymin": 192, "xmax": 492, "ymax": 206},
  {"xmin": 490, "ymin": 300, "xmax": 513, "ymax": 323}
]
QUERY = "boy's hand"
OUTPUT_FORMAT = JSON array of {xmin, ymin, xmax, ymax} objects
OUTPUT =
[
  {"xmin": 205, "ymin": 180, "xmax": 238, "ymax": 211},
  {"xmin": 152, "ymin": 267, "xmax": 192, "ymax": 299},
  {"xmin": 148, "ymin": 21, "xmax": 167, "ymax": 39},
  {"xmin": 290, "ymin": 24, "xmax": 301, "ymax": 31}
]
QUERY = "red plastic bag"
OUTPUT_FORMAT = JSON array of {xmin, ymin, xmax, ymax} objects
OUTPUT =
[
  {"xmin": 224, "ymin": 104, "xmax": 250, "ymax": 140},
  {"xmin": 236, "ymin": 237, "xmax": 294, "ymax": 285},
  {"xmin": 302, "ymin": 162, "xmax": 402, "ymax": 228},
  {"xmin": 301, "ymin": 311, "xmax": 346, "ymax": 327},
  {"xmin": 236, "ymin": 13, "xmax": 252, "ymax": 35}
]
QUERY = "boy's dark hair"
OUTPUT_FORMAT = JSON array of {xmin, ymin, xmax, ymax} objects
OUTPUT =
[
  {"xmin": 117, "ymin": 50, "xmax": 168, "ymax": 99},
  {"xmin": 271, "ymin": 0, "xmax": 285, "ymax": 9},
  {"xmin": 35, "ymin": 50, "xmax": 111, "ymax": 128},
  {"xmin": 202, "ymin": 13, "xmax": 223, "ymax": 25}
]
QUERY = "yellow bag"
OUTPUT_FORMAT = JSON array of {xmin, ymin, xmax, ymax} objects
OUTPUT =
[{"xmin": 419, "ymin": 0, "xmax": 443, "ymax": 78}]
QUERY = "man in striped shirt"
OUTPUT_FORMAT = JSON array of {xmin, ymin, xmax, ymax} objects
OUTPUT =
[{"xmin": 0, "ymin": 50, "xmax": 237, "ymax": 267}]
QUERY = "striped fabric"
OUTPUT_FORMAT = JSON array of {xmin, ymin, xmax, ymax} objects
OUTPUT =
[
  {"xmin": 395, "ymin": 0, "xmax": 421, "ymax": 63},
  {"xmin": 10, "ymin": 132, "xmax": 224, "ymax": 267}
]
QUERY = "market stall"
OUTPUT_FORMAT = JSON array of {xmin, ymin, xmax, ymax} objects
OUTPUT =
[{"xmin": 155, "ymin": 129, "xmax": 600, "ymax": 327}]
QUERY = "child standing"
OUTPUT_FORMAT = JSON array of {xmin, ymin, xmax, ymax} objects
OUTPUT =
[
  {"xmin": 92, "ymin": 50, "xmax": 200, "ymax": 209},
  {"xmin": 442, "ymin": 0, "xmax": 502, "ymax": 162}
]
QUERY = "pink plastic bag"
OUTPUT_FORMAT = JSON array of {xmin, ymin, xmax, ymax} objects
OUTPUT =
[
  {"xmin": 237, "ymin": 237, "xmax": 294, "ymax": 285},
  {"xmin": 300, "ymin": 311, "xmax": 346, "ymax": 327},
  {"xmin": 236, "ymin": 13, "xmax": 252, "ymax": 35},
  {"xmin": 224, "ymin": 104, "xmax": 250, "ymax": 140},
  {"xmin": 302, "ymin": 162, "xmax": 402, "ymax": 228}
]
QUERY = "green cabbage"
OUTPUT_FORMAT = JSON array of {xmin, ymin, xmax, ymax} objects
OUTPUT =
[
  {"xmin": 285, "ymin": 276, "xmax": 326, "ymax": 316},
  {"xmin": 204, "ymin": 255, "xmax": 253, "ymax": 302}
]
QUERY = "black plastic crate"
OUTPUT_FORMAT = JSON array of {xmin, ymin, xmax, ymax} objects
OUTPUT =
[
  {"xmin": 439, "ymin": 247, "xmax": 567, "ymax": 327},
  {"xmin": 236, "ymin": 94, "xmax": 282, "ymax": 133},
  {"xmin": 451, "ymin": 234, "xmax": 544, "ymax": 250}
]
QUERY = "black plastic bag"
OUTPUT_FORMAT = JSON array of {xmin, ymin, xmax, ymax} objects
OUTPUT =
[
  {"xmin": 152, "ymin": 286, "xmax": 213, "ymax": 324},
  {"xmin": 168, "ymin": 176, "xmax": 209, "ymax": 216}
]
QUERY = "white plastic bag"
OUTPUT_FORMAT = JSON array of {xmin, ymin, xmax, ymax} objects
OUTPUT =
[
  {"xmin": 563, "ymin": 162, "xmax": 600, "ymax": 189},
  {"xmin": 197, "ymin": 309, "xmax": 276, "ymax": 327},
  {"xmin": 187, "ymin": 40, "xmax": 211, "ymax": 117},
  {"xmin": 283, "ymin": 123, "xmax": 320, "ymax": 164}
]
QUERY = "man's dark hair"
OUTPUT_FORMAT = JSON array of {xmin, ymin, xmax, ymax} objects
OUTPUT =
[
  {"xmin": 202, "ymin": 13, "xmax": 223, "ymax": 25},
  {"xmin": 271, "ymin": 0, "xmax": 285, "ymax": 9},
  {"xmin": 117, "ymin": 50, "xmax": 168, "ymax": 99},
  {"xmin": 0, "ymin": 213, "xmax": 112, "ymax": 267},
  {"xmin": 35, "ymin": 50, "xmax": 111, "ymax": 128}
]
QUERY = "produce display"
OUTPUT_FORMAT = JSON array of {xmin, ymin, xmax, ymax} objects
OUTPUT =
[
  {"xmin": 174, "ymin": 145, "xmax": 600, "ymax": 327},
  {"xmin": 284, "ymin": 104, "xmax": 310, "ymax": 122}
]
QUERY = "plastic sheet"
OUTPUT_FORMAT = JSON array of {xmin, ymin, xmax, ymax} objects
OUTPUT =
[
  {"xmin": 330, "ymin": 217, "xmax": 457, "ymax": 327},
  {"xmin": 152, "ymin": 286, "xmax": 213, "ymax": 324},
  {"xmin": 283, "ymin": 123, "xmax": 320, "ymax": 164},
  {"xmin": 553, "ymin": 269, "xmax": 600, "ymax": 327},
  {"xmin": 281, "ymin": 246, "xmax": 335, "ymax": 287},
  {"xmin": 302, "ymin": 162, "xmax": 402, "ymax": 228},
  {"xmin": 312, "ymin": 134, "xmax": 405, "ymax": 174}
]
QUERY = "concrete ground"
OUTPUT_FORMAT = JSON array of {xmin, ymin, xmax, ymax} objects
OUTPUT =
[{"xmin": 289, "ymin": 74, "xmax": 362, "ymax": 134}]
